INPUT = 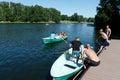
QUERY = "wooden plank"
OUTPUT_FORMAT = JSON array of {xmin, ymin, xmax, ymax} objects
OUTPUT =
[{"xmin": 79, "ymin": 39, "xmax": 120, "ymax": 80}]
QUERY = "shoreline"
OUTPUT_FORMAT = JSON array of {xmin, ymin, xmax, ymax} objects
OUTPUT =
[
  {"xmin": 0, "ymin": 21, "xmax": 88, "ymax": 24},
  {"xmin": 0, "ymin": 22, "xmax": 119, "ymax": 39}
]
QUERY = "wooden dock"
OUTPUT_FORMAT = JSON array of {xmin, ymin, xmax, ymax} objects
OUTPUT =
[{"xmin": 79, "ymin": 39, "xmax": 120, "ymax": 80}]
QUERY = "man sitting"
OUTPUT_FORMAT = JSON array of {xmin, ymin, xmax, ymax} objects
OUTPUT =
[
  {"xmin": 69, "ymin": 37, "xmax": 83, "ymax": 63},
  {"xmin": 82, "ymin": 44, "xmax": 100, "ymax": 68}
]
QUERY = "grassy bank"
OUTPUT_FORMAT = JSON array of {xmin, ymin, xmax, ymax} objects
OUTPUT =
[
  {"xmin": 0, "ymin": 21, "xmax": 55, "ymax": 24},
  {"xmin": 0, "ymin": 21, "xmax": 81, "ymax": 24}
]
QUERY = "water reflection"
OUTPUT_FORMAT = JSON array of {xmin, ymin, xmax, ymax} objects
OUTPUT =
[{"xmin": 0, "ymin": 23, "xmax": 97, "ymax": 80}]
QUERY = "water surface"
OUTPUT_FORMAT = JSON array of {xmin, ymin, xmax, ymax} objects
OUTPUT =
[{"xmin": 0, "ymin": 23, "xmax": 97, "ymax": 80}]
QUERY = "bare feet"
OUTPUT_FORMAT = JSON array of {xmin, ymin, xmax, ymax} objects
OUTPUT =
[{"xmin": 104, "ymin": 47, "xmax": 106, "ymax": 50}]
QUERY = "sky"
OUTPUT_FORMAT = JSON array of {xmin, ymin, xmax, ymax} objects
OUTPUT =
[{"xmin": 2, "ymin": 0, "xmax": 100, "ymax": 18}]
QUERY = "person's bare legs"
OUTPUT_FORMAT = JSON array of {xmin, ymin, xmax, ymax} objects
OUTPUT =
[{"xmin": 97, "ymin": 46, "xmax": 104, "ymax": 54}]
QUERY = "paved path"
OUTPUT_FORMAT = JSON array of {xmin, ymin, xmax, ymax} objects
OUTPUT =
[{"xmin": 79, "ymin": 39, "xmax": 120, "ymax": 80}]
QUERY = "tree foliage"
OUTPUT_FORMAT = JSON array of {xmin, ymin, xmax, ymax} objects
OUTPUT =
[
  {"xmin": 95, "ymin": 0, "xmax": 120, "ymax": 34},
  {"xmin": 0, "ymin": 1, "xmax": 61, "ymax": 23},
  {"xmin": 0, "ymin": 1, "xmax": 92, "ymax": 23}
]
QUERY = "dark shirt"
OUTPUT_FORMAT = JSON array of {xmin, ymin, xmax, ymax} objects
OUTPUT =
[{"xmin": 71, "ymin": 40, "xmax": 82, "ymax": 51}]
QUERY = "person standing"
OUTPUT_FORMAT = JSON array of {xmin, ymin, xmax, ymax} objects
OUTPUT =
[
  {"xmin": 69, "ymin": 37, "xmax": 83, "ymax": 63},
  {"xmin": 97, "ymin": 29, "xmax": 110, "ymax": 54},
  {"xmin": 106, "ymin": 25, "xmax": 111, "ymax": 40}
]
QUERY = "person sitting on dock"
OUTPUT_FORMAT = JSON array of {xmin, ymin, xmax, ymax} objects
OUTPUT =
[
  {"xmin": 82, "ymin": 44, "xmax": 100, "ymax": 67},
  {"xmin": 69, "ymin": 37, "xmax": 83, "ymax": 63}
]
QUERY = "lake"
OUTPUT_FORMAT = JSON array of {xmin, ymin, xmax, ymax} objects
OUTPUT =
[{"xmin": 0, "ymin": 23, "xmax": 99, "ymax": 80}]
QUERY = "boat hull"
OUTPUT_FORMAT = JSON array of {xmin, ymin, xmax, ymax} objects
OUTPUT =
[
  {"xmin": 42, "ymin": 36, "xmax": 67, "ymax": 44},
  {"xmin": 53, "ymin": 69, "xmax": 83, "ymax": 80},
  {"xmin": 50, "ymin": 48, "xmax": 84, "ymax": 80}
]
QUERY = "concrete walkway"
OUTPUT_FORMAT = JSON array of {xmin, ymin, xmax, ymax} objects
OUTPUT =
[{"xmin": 79, "ymin": 39, "xmax": 120, "ymax": 80}]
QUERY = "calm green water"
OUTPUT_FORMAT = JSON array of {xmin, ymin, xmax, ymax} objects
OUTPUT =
[{"xmin": 0, "ymin": 23, "xmax": 98, "ymax": 80}]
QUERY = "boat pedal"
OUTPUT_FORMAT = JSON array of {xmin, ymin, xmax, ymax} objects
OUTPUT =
[{"xmin": 64, "ymin": 64, "xmax": 76, "ymax": 69}]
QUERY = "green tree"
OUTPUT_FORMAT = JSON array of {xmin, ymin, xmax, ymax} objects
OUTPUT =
[
  {"xmin": 87, "ymin": 17, "xmax": 95, "ymax": 22},
  {"xmin": 0, "ymin": 2, "xmax": 12, "ymax": 21},
  {"xmin": 49, "ymin": 8, "xmax": 61, "ymax": 23},
  {"xmin": 71, "ymin": 13, "xmax": 79, "ymax": 21},
  {"xmin": 61, "ymin": 15, "xmax": 69, "ymax": 20},
  {"xmin": 95, "ymin": 0, "xmax": 120, "ymax": 34},
  {"xmin": 0, "ymin": 1, "xmax": 92, "ymax": 23}
]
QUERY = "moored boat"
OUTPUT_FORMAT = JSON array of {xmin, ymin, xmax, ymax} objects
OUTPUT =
[
  {"xmin": 42, "ymin": 36, "xmax": 67, "ymax": 44},
  {"xmin": 50, "ymin": 46, "xmax": 85, "ymax": 80}
]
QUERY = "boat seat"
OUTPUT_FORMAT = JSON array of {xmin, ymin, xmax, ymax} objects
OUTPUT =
[{"xmin": 64, "ymin": 64, "xmax": 76, "ymax": 69}]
